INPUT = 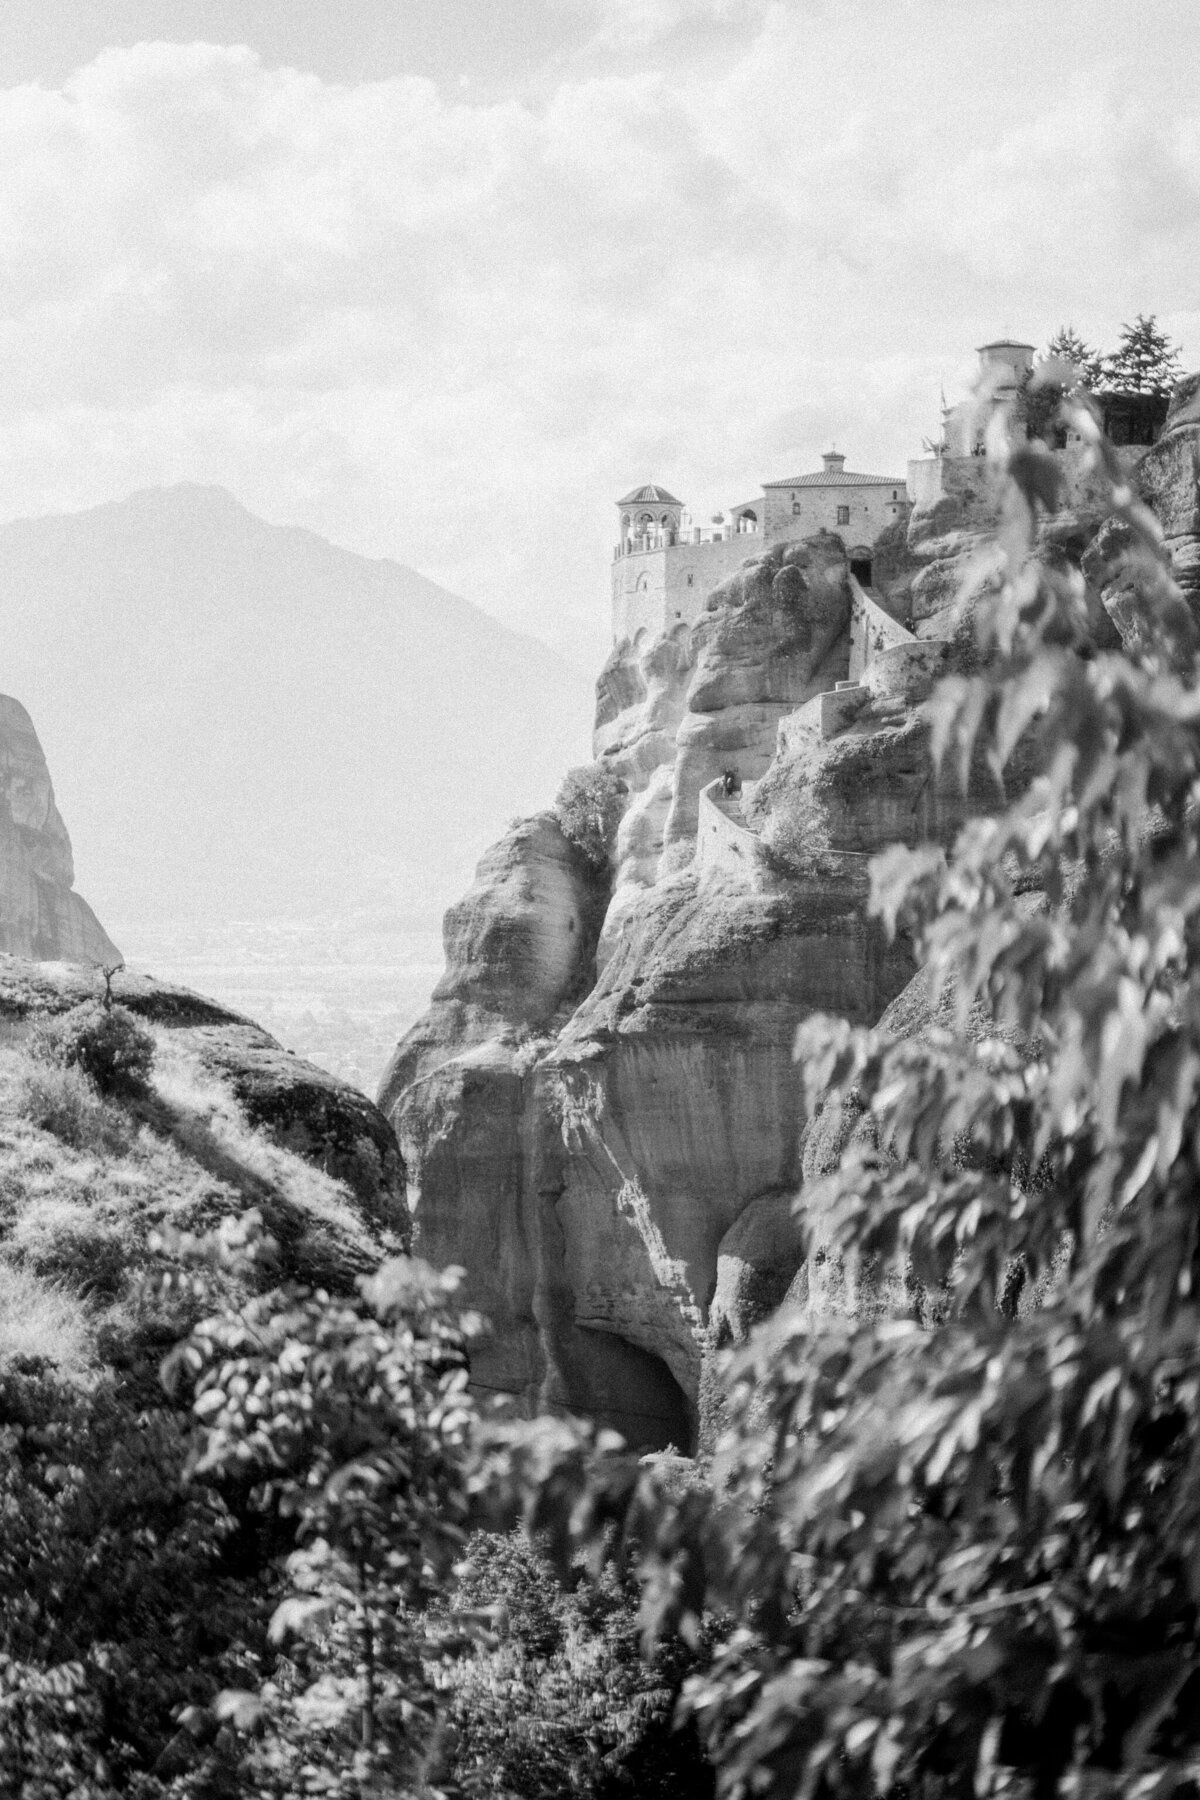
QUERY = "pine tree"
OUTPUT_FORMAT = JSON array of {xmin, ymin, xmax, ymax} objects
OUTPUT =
[
  {"xmin": 1101, "ymin": 312, "xmax": 1183, "ymax": 395},
  {"xmin": 1043, "ymin": 323, "xmax": 1104, "ymax": 389},
  {"xmin": 1017, "ymin": 328, "xmax": 1101, "ymax": 443}
]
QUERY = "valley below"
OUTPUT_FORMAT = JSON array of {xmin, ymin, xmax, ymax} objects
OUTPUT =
[{"xmin": 115, "ymin": 910, "xmax": 446, "ymax": 1094}]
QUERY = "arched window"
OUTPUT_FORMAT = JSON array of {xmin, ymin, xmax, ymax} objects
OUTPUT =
[
  {"xmin": 638, "ymin": 512, "xmax": 655, "ymax": 533},
  {"xmin": 737, "ymin": 510, "xmax": 757, "ymax": 533},
  {"xmin": 635, "ymin": 572, "xmax": 650, "ymax": 592}
]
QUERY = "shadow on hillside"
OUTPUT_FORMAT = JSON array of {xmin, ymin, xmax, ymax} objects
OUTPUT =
[{"xmin": 129, "ymin": 1088, "xmax": 377, "ymax": 1293}]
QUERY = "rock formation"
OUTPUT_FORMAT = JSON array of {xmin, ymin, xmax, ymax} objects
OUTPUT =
[
  {"xmin": 0, "ymin": 695, "xmax": 119, "ymax": 964},
  {"xmin": 0, "ymin": 953, "xmax": 406, "ymax": 1238},
  {"xmin": 1136, "ymin": 373, "xmax": 1200, "ymax": 607},
  {"xmin": 382, "ymin": 534, "xmax": 919, "ymax": 1447},
  {"xmin": 381, "ymin": 385, "xmax": 1198, "ymax": 1453}
]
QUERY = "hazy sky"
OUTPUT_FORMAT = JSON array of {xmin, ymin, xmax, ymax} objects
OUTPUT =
[{"xmin": 1, "ymin": 0, "xmax": 1197, "ymax": 667}]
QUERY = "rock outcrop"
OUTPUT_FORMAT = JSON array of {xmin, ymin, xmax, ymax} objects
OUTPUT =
[
  {"xmin": 1135, "ymin": 373, "xmax": 1200, "ymax": 610},
  {"xmin": 380, "ymin": 391, "xmax": 1197, "ymax": 1452},
  {"xmin": 0, "ymin": 696, "xmax": 119, "ymax": 964},
  {"xmin": 0, "ymin": 954, "xmax": 407, "ymax": 1237},
  {"xmin": 381, "ymin": 534, "xmax": 917, "ymax": 1448}
]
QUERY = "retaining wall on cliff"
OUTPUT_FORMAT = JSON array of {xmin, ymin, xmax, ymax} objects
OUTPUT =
[
  {"xmin": 696, "ymin": 780, "xmax": 762, "ymax": 879},
  {"xmin": 848, "ymin": 577, "xmax": 915, "ymax": 678}
]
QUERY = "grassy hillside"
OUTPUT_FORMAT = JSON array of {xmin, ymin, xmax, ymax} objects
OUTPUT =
[
  {"xmin": 0, "ymin": 958, "xmax": 401, "ymax": 1794},
  {"xmin": 0, "ymin": 959, "xmax": 709, "ymax": 1798}
]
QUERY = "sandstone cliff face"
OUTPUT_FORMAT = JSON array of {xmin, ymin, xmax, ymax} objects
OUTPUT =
[
  {"xmin": 1135, "ymin": 374, "xmax": 1200, "ymax": 610},
  {"xmin": 0, "ymin": 696, "xmax": 119, "ymax": 965},
  {"xmin": 376, "ymin": 813, "xmax": 608, "ymax": 1409},
  {"xmin": 381, "ymin": 534, "xmax": 917, "ymax": 1448},
  {"xmin": 381, "ymin": 409, "xmax": 1197, "ymax": 1451}
]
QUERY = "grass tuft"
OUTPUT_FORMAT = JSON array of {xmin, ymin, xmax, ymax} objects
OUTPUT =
[
  {"xmin": 16, "ymin": 1062, "xmax": 133, "ymax": 1153},
  {"xmin": 0, "ymin": 1262, "xmax": 91, "ymax": 1370}
]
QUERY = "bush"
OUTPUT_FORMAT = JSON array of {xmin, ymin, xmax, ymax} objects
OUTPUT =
[
  {"xmin": 430, "ymin": 1530, "xmax": 714, "ymax": 1800},
  {"xmin": 554, "ymin": 763, "xmax": 627, "ymax": 870},
  {"xmin": 761, "ymin": 777, "xmax": 831, "ymax": 873},
  {"xmin": 32, "ymin": 1003, "xmax": 155, "ymax": 1099},
  {"xmin": 0, "ymin": 1362, "xmax": 251, "ymax": 1798},
  {"xmin": 16, "ymin": 1061, "xmax": 132, "ymax": 1152}
]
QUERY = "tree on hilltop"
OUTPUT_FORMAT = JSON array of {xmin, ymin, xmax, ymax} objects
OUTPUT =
[
  {"xmin": 1018, "ymin": 327, "xmax": 1102, "ymax": 442},
  {"xmin": 1102, "ymin": 311, "xmax": 1183, "ymax": 395},
  {"xmin": 1043, "ymin": 323, "xmax": 1104, "ymax": 388}
]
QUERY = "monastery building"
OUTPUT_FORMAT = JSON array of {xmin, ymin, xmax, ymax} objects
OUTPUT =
[
  {"xmin": 613, "ymin": 332, "xmax": 1174, "ymax": 645},
  {"xmin": 613, "ymin": 451, "xmax": 907, "ymax": 643}
]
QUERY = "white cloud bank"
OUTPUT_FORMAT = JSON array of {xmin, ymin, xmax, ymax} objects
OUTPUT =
[{"xmin": 0, "ymin": 4, "xmax": 1197, "ymax": 660}]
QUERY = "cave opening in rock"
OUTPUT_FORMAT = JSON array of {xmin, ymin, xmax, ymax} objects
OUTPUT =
[{"xmin": 577, "ymin": 1327, "xmax": 694, "ymax": 1455}]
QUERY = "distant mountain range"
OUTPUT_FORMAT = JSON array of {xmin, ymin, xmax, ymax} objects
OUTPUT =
[{"xmin": 0, "ymin": 485, "xmax": 594, "ymax": 932}]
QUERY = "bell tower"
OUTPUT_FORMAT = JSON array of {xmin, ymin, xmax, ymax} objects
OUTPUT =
[{"xmin": 615, "ymin": 483, "xmax": 684, "ymax": 556}]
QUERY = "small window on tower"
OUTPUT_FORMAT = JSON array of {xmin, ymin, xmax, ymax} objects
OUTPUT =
[
  {"xmin": 837, "ymin": 505, "xmax": 850, "ymax": 526},
  {"xmin": 792, "ymin": 502, "xmax": 801, "ymax": 515},
  {"xmin": 687, "ymin": 574, "xmax": 694, "ymax": 586}
]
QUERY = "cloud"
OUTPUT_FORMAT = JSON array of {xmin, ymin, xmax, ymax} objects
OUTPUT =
[
  {"xmin": 551, "ymin": 0, "xmax": 771, "ymax": 50},
  {"xmin": 0, "ymin": 12, "xmax": 1196, "ymax": 659}
]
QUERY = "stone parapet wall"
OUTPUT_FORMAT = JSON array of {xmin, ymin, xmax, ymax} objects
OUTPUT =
[
  {"xmin": 848, "ymin": 577, "xmax": 917, "ymax": 679},
  {"xmin": 777, "ymin": 695, "xmax": 825, "ymax": 756},
  {"xmin": 819, "ymin": 686, "xmax": 868, "ymax": 738},
  {"xmin": 696, "ymin": 779, "xmax": 762, "ymax": 879}
]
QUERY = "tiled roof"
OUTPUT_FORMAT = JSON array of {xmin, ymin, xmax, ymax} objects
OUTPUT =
[
  {"xmin": 762, "ymin": 470, "xmax": 904, "ymax": 489},
  {"xmin": 618, "ymin": 483, "xmax": 682, "ymax": 506}
]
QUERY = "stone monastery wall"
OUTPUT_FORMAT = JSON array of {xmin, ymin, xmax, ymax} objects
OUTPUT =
[
  {"xmin": 612, "ymin": 533, "xmax": 760, "ymax": 643},
  {"xmin": 762, "ymin": 480, "xmax": 907, "ymax": 546}
]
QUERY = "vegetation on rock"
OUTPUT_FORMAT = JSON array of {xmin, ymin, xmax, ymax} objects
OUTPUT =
[
  {"xmin": 554, "ymin": 762, "xmax": 627, "ymax": 870},
  {"xmin": 32, "ymin": 1000, "xmax": 156, "ymax": 1099},
  {"xmin": 1102, "ymin": 312, "xmax": 1184, "ymax": 396},
  {"xmin": 1019, "ymin": 316, "xmax": 1184, "ymax": 445}
]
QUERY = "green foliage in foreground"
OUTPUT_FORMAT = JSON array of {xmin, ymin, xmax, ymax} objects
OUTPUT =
[
  {"xmin": 430, "ymin": 1531, "xmax": 713, "ymax": 1800},
  {"xmin": 160, "ymin": 1251, "xmax": 709, "ymax": 1799},
  {"xmin": 0, "ymin": 1361, "xmax": 257, "ymax": 1799}
]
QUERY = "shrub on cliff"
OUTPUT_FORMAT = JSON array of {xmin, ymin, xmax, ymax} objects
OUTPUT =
[
  {"xmin": 32, "ymin": 1000, "xmax": 155, "ymax": 1099},
  {"xmin": 555, "ymin": 762, "xmax": 627, "ymax": 870}
]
